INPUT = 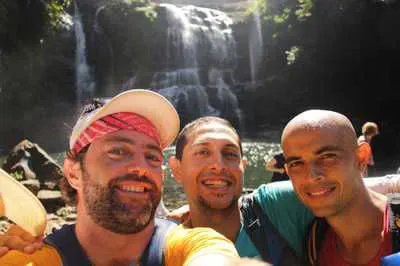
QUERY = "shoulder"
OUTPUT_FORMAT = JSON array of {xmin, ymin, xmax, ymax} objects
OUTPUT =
[
  {"xmin": 253, "ymin": 181, "xmax": 294, "ymax": 200},
  {"xmin": 0, "ymin": 244, "xmax": 63, "ymax": 266},
  {"xmin": 166, "ymin": 224, "xmax": 235, "ymax": 247}
]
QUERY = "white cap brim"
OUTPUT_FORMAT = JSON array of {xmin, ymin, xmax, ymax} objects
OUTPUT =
[
  {"xmin": 0, "ymin": 168, "xmax": 47, "ymax": 237},
  {"xmin": 70, "ymin": 89, "xmax": 180, "ymax": 150}
]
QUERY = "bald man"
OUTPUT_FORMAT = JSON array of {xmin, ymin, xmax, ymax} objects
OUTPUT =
[{"xmin": 281, "ymin": 110, "xmax": 399, "ymax": 265}]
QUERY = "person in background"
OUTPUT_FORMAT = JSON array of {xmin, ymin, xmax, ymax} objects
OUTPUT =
[
  {"xmin": 358, "ymin": 121, "xmax": 379, "ymax": 176},
  {"xmin": 265, "ymin": 152, "xmax": 290, "ymax": 182}
]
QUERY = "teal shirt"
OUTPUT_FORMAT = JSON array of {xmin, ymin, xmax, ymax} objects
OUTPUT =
[{"xmin": 235, "ymin": 181, "xmax": 314, "ymax": 258}]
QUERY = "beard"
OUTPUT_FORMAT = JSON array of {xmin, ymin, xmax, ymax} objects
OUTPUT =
[{"xmin": 81, "ymin": 172, "xmax": 161, "ymax": 234}]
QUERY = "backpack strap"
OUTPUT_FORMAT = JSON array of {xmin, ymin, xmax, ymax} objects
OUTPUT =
[
  {"xmin": 44, "ymin": 224, "xmax": 92, "ymax": 266},
  {"xmin": 139, "ymin": 217, "xmax": 178, "ymax": 266},
  {"xmin": 240, "ymin": 194, "xmax": 304, "ymax": 266},
  {"xmin": 387, "ymin": 193, "xmax": 400, "ymax": 253},
  {"xmin": 305, "ymin": 218, "xmax": 329, "ymax": 266},
  {"xmin": 45, "ymin": 219, "xmax": 178, "ymax": 266}
]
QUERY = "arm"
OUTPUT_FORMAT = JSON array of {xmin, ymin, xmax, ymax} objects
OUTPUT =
[
  {"xmin": 265, "ymin": 158, "xmax": 285, "ymax": 174},
  {"xmin": 364, "ymin": 175, "xmax": 400, "ymax": 194},
  {"xmin": 164, "ymin": 225, "xmax": 238, "ymax": 266},
  {"xmin": 166, "ymin": 204, "xmax": 190, "ymax": 224}
]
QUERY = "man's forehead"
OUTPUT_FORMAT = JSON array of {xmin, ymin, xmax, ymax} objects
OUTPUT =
[
  {"xmin": 282, "ymin": 126, "xmax": 352, "ymax": 154},
  {"xmin": 94, "ymin": 129, "xmax": 162, "ymax": 150},
  {"xmin": 189, "ymin": 123, "xmax": 240, "ymax": 146}
]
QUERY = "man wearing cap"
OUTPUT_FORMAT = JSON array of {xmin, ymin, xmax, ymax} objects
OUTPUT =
[{"xmin": 0, "ymin": 89, "xmax": 238, "ymax": 266}]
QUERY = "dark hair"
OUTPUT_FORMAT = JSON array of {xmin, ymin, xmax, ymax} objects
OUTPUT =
[{"xmin": 175, "ymin": 116, "xmax": 242, "ymax": 160}]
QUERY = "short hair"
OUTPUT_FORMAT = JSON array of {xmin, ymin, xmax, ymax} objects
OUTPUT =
[
  {"xmin": 175, "ymin": 116, "xmax": 242, "ymax": 160},
  {"xmin": 362, "ymin": 122, "xmax": 379, "ymax": 136},
  {"xmin": 59, "ymin": 145, "xmax": 89, "ymax": 205}
]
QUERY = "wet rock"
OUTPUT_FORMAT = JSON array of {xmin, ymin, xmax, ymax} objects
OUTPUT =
[
  {"xmin": 20, "ymin": 179, "xmax": 41, "ymax": 195},
  {"xmin": 2, "ymin": 139, "xmax": 64, "ymax": 185},
  {"xmin": 37, "ymin": 190, "xmax": 64, "ymax": 213}
]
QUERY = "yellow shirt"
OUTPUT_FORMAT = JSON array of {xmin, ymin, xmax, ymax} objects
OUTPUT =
[
  {"xmin": 0, "ymin": 224, "xmax": 237, "ymax": 266},
  {"xmin": 164, "ymin": 224, "xmax": 238, "ymax": 266}
]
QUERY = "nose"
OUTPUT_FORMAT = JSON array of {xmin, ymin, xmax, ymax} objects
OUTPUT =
[
  {"xmin": 308, "ymin": 162, "xmax": 324, "ymax": 181},
  {"xmin": 209, "ymin": 153, "xmax": 225, "ymax": 173},
  {"xmin": 126, "ymin": 155, "xmax": 150, "ymax": 176}
]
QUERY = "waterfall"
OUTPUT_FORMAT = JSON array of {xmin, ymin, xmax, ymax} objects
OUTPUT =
[
  {"xmin": 248, "ymin": 0, "xmax": 263, "ymax": 84},
  {"xmin": 74, "ymin": 1, "xmax": 95, "ymax": 107},
  {"xmin": 153, "ymin": 4, "xmax": 242, "ymax": 129}
]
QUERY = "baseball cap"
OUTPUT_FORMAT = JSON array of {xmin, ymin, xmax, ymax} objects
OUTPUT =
[
  {"xmin": 69, "ymin": 89, "xmax": 180, "ymax": 151},
  {"xmin": 0, "ymin": 168, "xmax": 47, "ymax": 237}
]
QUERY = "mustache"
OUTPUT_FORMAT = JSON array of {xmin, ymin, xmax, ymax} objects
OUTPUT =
[
  {"xmin": 201, "ymin": 170, "xmax": 234, "ymax": 178},
  {"xmin": 109, "ymin": 174, "xmax": 157, "ymax": 190}
]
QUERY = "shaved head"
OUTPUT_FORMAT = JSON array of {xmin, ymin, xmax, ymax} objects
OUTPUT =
[
  {"xmin": 281, "ymin": 109, "xmax": 370, "ymax": 218},
  {"xmin": 282, "ymin": 110, "xmax": 358, "ymax": 149}
]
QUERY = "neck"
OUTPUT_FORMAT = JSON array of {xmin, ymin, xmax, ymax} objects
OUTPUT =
[
  {"xmin": 188, "ymin": 200, "xmax": 241, "ymax": 242},
  {"xmin": 326, "ymin": 187, "xmax": 387, "ymax": 264},
  {"xmin": 75, "ymin": 203, "xmax": 154, "ymax": 266}
]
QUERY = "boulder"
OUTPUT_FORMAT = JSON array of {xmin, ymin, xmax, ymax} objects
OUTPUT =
[{"xmin": 2, "ymin": 139, "xmax": 64, "ymax": 186}]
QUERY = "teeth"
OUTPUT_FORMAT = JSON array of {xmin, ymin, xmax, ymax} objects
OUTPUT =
[
  {"xmin": 120, "ymin": 185, "xmax": 145, "ymax": 193},
  {"xmin": 309, "ymin": 188, "xmax": 331, "ymax": 196},
  {"xmin": 203, "ymin": 180, "xmax": 229, "ymax": 187}
]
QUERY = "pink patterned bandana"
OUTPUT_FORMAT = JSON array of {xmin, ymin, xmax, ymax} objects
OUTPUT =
[{"xmin": 73, "ymin": 112, "xmax": 161, "ymax": 154}]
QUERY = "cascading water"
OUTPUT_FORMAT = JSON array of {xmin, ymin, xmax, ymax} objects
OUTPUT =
[
  {"xmin": 248, "ymin": 0, "xmax": 263, "ymax": 84},
  {"xmin": 74, "ymin": 1, "xmax": 95, "ymax": 107},
  {"xmin": 153, "ymin": 4, "xmax": 242, "ymax": 129}
]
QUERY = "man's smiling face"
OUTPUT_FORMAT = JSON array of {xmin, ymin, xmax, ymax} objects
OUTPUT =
[
  {"xmin": 282, "ymin": 112, "xmax": 365, "ymax": 218},
  {"xmin": 77, "ymin": 129, "xmax": 163, "ymax": 234},
  {"xmin": 172, "ymin": 122, "xmax": 245, "ymax": 213}
]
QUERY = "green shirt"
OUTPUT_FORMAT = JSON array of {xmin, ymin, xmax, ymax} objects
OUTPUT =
[{"xmin": 235, "ymin": 181, "xmax": 314, "ymax": 258}]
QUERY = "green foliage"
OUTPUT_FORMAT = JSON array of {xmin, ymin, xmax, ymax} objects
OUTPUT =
[
  {"xmin": 9, "ymin": 171, "xmax": 24, "ymax": 181},
  {"xmin": 285, "ymin": 45, "xmax": 301, "ymax": 65},
  {"xmin": 295, "ymin": 0, "xmax": 313, "ymax": 21},
  {"xmin": 272, "ymin": 8, "xmax": 291, "ymax": 24},
  {"xmin": 107, "ymin": 0, "xmax": 157, "ymax": 22},
  {"xmin": 45, "ymin": 0, "xmax": 72, "ymax": 30}
]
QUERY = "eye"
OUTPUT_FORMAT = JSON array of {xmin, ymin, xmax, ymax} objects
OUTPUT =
[
  {"xmin": 286, "ymin": 160, "xmax": 303, "ymax": 169},
  {"xmin": 320, "ymin": 153, "xmax": 337, "ymax": 159},
  {"xmin": 107, "ymin": 147, "xmax": 129, "ymax": 159},
  {"xmin": 146, "ymin": 153, "xmax": 162, "ymax": 162},
  {"xmin": 223, "ymin": 150, "xmax": 240, "ymax": 160},
  {"xmin": 319, "ymin": 153, "xmax": 339, "ymax": 166},
  {"xmin": 194, "ymin": 149, "xmax": 209, "ymax": 157}
]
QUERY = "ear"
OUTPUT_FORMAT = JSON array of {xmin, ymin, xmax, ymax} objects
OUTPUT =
[
  {"xmin": 242, "ymin": 157, "xmax": 248, "ymax": 170},
  {"xmin": 63, "ymin": 158, "xmax": 83, "ymax": 191},
  {"xmin": 357, "ymin": 142, "xmax": 372, "ymax": 171},
  {"xmin": 168, "ymin": 156, "xmax": 183, "ymax": 184}
]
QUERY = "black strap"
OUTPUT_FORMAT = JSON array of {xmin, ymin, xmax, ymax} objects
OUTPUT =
[
  {"xmin": 44, "ymin": 224, "xmax": 92, "ymax": 266},
  {"xmin": 140, "ymin": 218, "xmax": 178, "ymax": 266},
  {"xmin": 387, "ymin": 193, "xmax": 400, "ymax": 253},
  {"xmin": 240, "ymin": 194, "xmax": 272, "ymax": 262},
  {"xmin": 305, "ymin": 218, "xmax": 329, "ymax": 266},
  {"xmin": 240, "ymin": 194, "xmax": 304, "ymax": 266}
]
